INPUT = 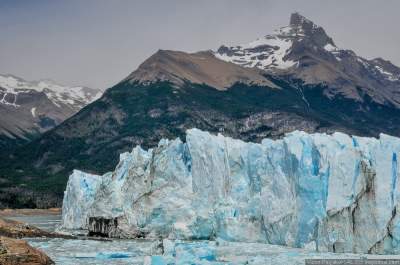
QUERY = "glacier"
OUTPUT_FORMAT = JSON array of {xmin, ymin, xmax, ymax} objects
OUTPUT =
[{"xmin": 61, "ymin": 128, "xmax": 400, "ymax": 254}]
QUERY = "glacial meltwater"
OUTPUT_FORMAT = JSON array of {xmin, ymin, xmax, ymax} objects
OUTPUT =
[{"xmin": 5, "ymin": 213, "xmax": 400, "ymax": 264}]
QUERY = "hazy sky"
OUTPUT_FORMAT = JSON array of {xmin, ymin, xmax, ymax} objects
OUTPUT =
[{"xmin": 1, "ymin": 0, "xmax": 399, "ymax": 89}]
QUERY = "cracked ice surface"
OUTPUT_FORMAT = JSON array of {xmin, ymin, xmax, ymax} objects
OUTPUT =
[{"xmin": 61, "ymin": 129, "xmax": 400, "ymax": 254}]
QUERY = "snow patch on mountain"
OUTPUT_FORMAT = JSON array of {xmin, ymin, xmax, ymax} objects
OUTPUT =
[
  {"xmin": 323, "ymin": 43, "xmax": 338, "ymax": 52},
  {"xmin": 215, "ymin": 35, "xmax": 297, "ymax": 70},
  {"xmin": 31, "ymin": 107, "xmax": 36, "ymax": 117},
  {"xmin": 0, "ymin": 91, "xmax": 18, "ymax": 107},
  {"xmin": 375, "ymin": 65, "xmax": 399, "ymax": 82}
]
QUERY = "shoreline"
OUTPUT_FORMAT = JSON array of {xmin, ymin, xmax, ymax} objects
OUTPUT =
[{"xmin": 0, "ymin": 208, "xmax": 61, "ymax": 217}]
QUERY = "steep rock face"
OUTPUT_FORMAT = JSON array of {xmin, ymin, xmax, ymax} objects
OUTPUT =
[{"xmin": 61, "ymin": 129, "xmax": 400, "ymax": 254}]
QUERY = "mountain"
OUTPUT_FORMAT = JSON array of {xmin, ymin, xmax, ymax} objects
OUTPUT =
[
  {"xmin": 126, "ymin": 50, "xmax": 276, "ymax": 89},
  {"xmin": 0, "ymin": 74, "xmax": 102, "ymax": 150},
  {"xmin": 1, "ymin": 13, "xmax": 400, "ymax": 208},
  {"xmin": 216, "ymin": 12, "xmax": 400, "ymax": 107},
  {"xmin": 61, "ymin": 128, "xmax": 400, "ymax": 254}
]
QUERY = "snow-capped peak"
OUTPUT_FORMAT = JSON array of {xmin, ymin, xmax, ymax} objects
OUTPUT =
[
  {"xmin": 214, "ymin": 13, "xmax": 338, "ymax": 71},
  {"xmin": 0, "ymin": 74, "xmax": 102, "ymax": 108},
  {"xmin": 214, "ymin": 13, "xmax": 400, "ymax": 84}
]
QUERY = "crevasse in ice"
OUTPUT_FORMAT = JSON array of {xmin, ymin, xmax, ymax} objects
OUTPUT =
[{"xmin": 61, "ymin": 129, "xmax": 400, "ymax": 254}]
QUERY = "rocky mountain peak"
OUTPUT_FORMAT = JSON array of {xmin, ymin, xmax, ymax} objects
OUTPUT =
[
  {"xmin": 215, "ymin": 13, "xmax": 400, "ymax": 108},
  {"xmin": 289, "ymin": 12, "xmax": 315, "ymax": 29},
  {"xmin": 214, "ymin": 13, "xmax": 338, "ymax": 72},
  {"xmin": 287, "ymin": 12, "xmax": 335, "ymax": 47}
]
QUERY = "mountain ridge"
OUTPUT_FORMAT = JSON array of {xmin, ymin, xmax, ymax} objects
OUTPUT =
[
  {"xmin": 124, "ymin": 50, "xmax": 277, "ymax": 90},
  {"xmin": 0, "ymin": 74, "xmax": 102, "ymax": 143}
]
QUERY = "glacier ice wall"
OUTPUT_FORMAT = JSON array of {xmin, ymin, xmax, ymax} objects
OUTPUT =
[
  {"xmin": 62, "ymin": 170, "xmax": 103, "ymax": 230},
  {"xmin": 61, "ymin": 129, "xmax": 400, "ymax": 254}
]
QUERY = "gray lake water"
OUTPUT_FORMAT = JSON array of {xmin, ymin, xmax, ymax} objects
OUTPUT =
[
  {"xmin": 6, "ymin": 214, "xmax": 400, "ymax": 265},
  {"xmin": 6, "ymin": 213, "xmax": 61, "ymax": 232}
]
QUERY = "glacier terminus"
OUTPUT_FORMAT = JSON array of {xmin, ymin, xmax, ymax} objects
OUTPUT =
[{"xmin": 61, "ymin": 128, "xmax": 400, "ymax": 255}]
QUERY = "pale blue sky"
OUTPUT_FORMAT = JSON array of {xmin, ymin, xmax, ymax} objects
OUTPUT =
[{"xmin": 1, "ymin": 0, "xmax": 399, "ymax": 89}]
